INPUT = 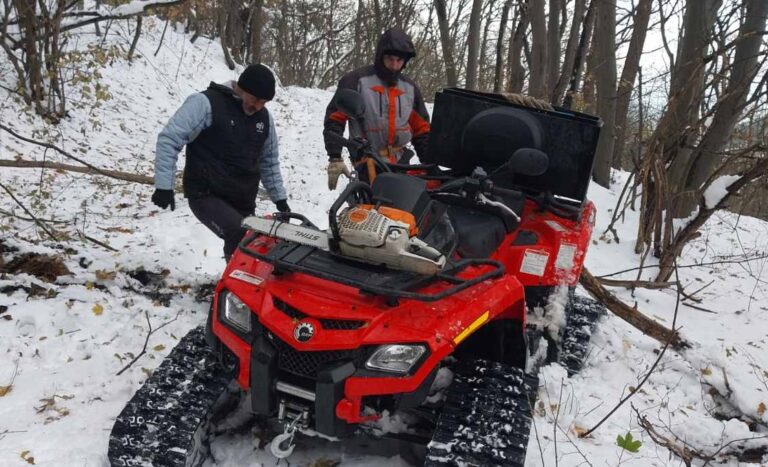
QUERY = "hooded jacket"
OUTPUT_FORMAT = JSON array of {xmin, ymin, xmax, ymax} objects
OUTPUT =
[{"xmin": 323, "ymin": 27, "xmax": 430, "ymax": 162}]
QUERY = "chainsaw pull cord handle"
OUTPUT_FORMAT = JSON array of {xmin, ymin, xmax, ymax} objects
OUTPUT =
[{"xmin": 328, "ymin": 181, "xmax": 373, "ymax": 252}]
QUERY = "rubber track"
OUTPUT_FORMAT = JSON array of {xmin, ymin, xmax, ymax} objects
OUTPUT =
[
  {"xmin": 559, "ymin": 295, "xmax": 605, "ymax": 376},
  {"xmin": 108, "ymin": 326, "xmax": 231, "ymax": 467},
  {"xmin": 425, "ymin": 359, "xmax": 537, "ymax": 466}
]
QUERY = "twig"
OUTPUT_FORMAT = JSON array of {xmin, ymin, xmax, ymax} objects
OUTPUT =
[
  {"xmin": 553, "ymin": 378, "xmax": 564, "ymax": 467},
  {"xmin": 598, "ymin": 253, "xmax": 768, "ymax": 278},
  {"xmin": 76, "ymin": 228, "xmax": 118, "ymax": 252},
  {"xmin": 554, "ymin": 423, "xmax": 594, "ymax": 467},
  {"xmin": 679, "ymin": 280, "xmax": 715, "ymax": 303},
  {"xmin": 0, "ymin": 208, "xmax": 70, "ymax": 224},
  {"xmin": 596, "ymin": 277, "xmax": 675, "ymax": 290},
  {"xmin": 0, "ymin": 180, "xmax": 58, "ymax": 241},
  {"xmin": 530, "ymin": 395, "xmax": 547, "ymax": 467},
  {"xmin": 681, "ymin": 302, "xmax": 718, "ymax": 314},
  {"xmin": 579, "ymin": 260, "xmax": 682, "ymax": 438},
  {"xmin": 116, "ymin": 309, "xmax": 181, "ymax": 376}
]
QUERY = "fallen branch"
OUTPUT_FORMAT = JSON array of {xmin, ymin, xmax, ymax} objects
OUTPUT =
[
  {"xmin": 580, "ymin": 267, "xmax": 689, "ymax": 349},
  {"xmin": 635, "ymin": 405, "xmax": 768, "ymax": 465},
  {"xmin": 634, "ymin": 405, "xmax": 696, "ymax": 466},
  {"xmin": 0, "ymin": 159, "xmax": 152, "ymax": 185}
]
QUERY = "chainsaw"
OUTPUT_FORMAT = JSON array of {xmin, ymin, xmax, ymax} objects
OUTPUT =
[
  {"xmin": 242, "ymin": 204, "xmax": 445, "ymax": 276},
  {"xmin": 242, "ymin": 182, "xmax": 445, "ymax": 276}
]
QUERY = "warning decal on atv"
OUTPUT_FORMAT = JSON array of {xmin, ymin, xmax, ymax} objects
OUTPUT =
[
  {"xmin": 229, "ymin": 269, "xmax": 264, "ymax": 286},
  {"xmin": 555, "ymin": 243, "xmax": 577, "ymax": 270},
  {"xmin": 544, "ymin": 220, "xmax": 566, "ymax": 232},
  {"xmin": 521, "ymin": 250, "xmax": 549, "ymax": 276}
]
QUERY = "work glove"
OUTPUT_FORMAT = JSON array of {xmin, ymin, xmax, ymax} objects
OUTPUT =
[
  {"xmin": 275, "ymin": 199, "xmax": 291, "ymax": 213},
  {"xmin": 151, "ymin": 188, "xmax": 175, "ymax": 211},
  {"xmin": 327, "ymin": 157, "xmax": 351, "ymax": 190}
]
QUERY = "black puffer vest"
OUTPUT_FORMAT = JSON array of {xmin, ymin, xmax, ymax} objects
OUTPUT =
[{"xmin": 183, "ymin": 82, "xmax": 270, "ymax": 212}]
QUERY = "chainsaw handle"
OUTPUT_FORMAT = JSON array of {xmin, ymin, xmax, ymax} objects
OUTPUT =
[
  {"xmin": 273, "ymin": 212, "xmax": 319, "ymax": 229},
  {"xmin": 328, "ymin": 182, "xmax": 373, "ymax": 251}
]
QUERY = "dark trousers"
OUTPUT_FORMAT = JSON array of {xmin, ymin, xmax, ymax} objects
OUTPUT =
[{"xmin": 188, "ymin": 196, "xmax": 253, "ymax": 261}]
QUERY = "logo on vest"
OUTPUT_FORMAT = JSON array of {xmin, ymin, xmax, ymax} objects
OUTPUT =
[{"xmin": 256, "ymin": 121, "xmax": 265, "ymax": 133}]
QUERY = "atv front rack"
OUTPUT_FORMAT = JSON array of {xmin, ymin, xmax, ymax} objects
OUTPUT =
[{"xmin": 237, "ymin": 232, "xmax": 504, "ymax": 303}]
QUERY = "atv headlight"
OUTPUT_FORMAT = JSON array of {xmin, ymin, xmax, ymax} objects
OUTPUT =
[
  {"xmin": 220, "ymin": 290, "xmax": 251, "ymax": 334},
  {"xmin": 365, "ymin": 345, "xmax": 426, "ymax": 374}
]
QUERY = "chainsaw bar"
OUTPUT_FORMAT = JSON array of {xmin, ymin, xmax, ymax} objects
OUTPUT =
[{"xmin": 242, "ymin": 216, "xmax": 331, "ymax": 250}]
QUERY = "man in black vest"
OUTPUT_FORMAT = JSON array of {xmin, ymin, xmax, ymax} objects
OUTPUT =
[{"xmin": 152, "ymin": 64, "xmax": 290, "ymax": 261}]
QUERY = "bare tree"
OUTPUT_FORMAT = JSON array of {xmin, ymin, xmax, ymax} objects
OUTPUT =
[
  {"xmin": 528, "ymin": 0, "xmax": 547, "ymax": 98},
  {"xmin": 493, "ymin": 0, "xmax": 513, "ymax": 92},
  {"xmin": 613, "ymin": 0, "xmax": 653, "ymax": 168},
  {"xmin": 465, "ymin": 0, "xmax": 483, "ymax": 89},
  {"xmin": 545, "ymin": 0, "xmax": 561, "ymax": 98},
  {"xmin": 506, "ymin": 2, "xmax": 529, "ymax": 93},
  {"xmin": 552, "ymin": 0, "xmax": 587, "ymax": 105},
  {"xmin": 435, "ymin": 0, "xmax": 458, "ymax": 86},
  {"xmin": 591, "ymin": 0, "xmax": 618, "ymax": 187}
]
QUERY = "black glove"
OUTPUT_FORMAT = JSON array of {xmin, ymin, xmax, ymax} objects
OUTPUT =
[
  {"xmin": 275, "ymin": 199, "xmax": 290, "ymax": 213},
  {"xmin": 151, "ymin": 189, "xmax": 175, "ymax": 211}
]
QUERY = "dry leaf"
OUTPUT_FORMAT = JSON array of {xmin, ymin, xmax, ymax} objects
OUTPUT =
[
  {"xmin": 85, "ymin": 282, "xmax": 94, "ymax": 290},
  {"xmin": 701, "ymin": 367, "xmax": 712, "ymax": 376},
  {"xmin": 0, "ymin": 385, "xmax": 12, "ymax": 397},
  {"xmin": 20, "ymin": 450, "xmax": 35, "ymax": 465},
  {"xmin": 153, "ymin": 344, "xmax": 165, "ymax": 352},
  {"xmin": 95, "ymin": 270, "xmax": 116, "ymax": 281},
  {"xmin": 758, "ymin": 402, "xmax": 766, "ymax": 417},
  {"xmin": 571, "ymin": 424, "xmax": 590, "ymax": 437},
  {"xmin": 92, "ymin": 304, "xmax": 104, "ymax": 316}
]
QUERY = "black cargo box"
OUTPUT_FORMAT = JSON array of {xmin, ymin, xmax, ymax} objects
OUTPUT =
[{"xmin": 426, "ymin": 88, "xmax": 602, "ymax": 205}]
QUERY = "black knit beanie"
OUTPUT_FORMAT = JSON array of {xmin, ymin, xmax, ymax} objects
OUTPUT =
[{"xmin": 237, "ymin": 64, "xmax": 275, "ymax": 100}]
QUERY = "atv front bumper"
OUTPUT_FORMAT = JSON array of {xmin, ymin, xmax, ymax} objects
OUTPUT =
[{"xmin": 207, "ymin": 307, "xmax": 440, "ymax": 438}]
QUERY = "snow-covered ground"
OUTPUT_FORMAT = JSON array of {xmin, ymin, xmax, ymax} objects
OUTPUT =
[{"xmin": 1, "ymin": 16, "xmax": 767, "ymax": 467}]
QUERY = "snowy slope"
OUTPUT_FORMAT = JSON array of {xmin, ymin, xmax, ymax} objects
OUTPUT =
[{"xmin": 1, "ymin": 16, "xmax": 767, "ymax": 467}]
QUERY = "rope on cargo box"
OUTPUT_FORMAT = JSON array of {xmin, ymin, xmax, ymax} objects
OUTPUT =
[{"xmin": 499, "ymin": 93, "xmax": 554, "ymax": 111}]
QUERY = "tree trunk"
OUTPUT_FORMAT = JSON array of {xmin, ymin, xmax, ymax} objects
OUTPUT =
[
  {"xmin": 128, "ymin": 15, "xmax": 143, "ymax": 61},
  {"xmin": 654, "ymin": 0, "xmax": 720, "ymax": 217},
  {"xmin": 563, "ymin": 0, "xmax": 596, "ymax": 109},
  {"xmin": 250, "ymin": 0, "xmax": 265, "ymax": 63},
  {"xmin": 493, "ymin": 0, "xmax": 513, "ymax": 92},
  {"xmin": 218, "ymin": 7, "xmax": 235, "ymax": 70},
  {"xmin": 677, "ymin": 0, "xmax": 768, "ymax": 215},
  {"xmin": 435, "ymin": 0, "xmax": 458, "ymax": 87},
  {"xmin": 465, "ymin": 0, "xmax": 483, "ymax": 89},
  {"xmin": 352, "ymin": 0, "xmax": 366, "ymax": 69},
  {"xmin": 613, "ymin": 0, "xmax": 652, "ymax": 169},
  {"xmin": 528, "ymin": 0, "xmax": 548, "ymax": 98},
  {"xmin": 552, "ymin": 0, "xmax": 586, "ymax": 105},
  {"xmin": 546, "ymin": 0, "xmax": 562, "ymax": 99},
  {"xmin": 591, "ymin": 0, "xmax": 617, "ymax": 187},
  {"xmin": 635, "ymin": 0, "xmax": 720, "ymax": 256},
  {"xmin": 506, "ymin": 3, "xmax": 529, "ymax": 93}
]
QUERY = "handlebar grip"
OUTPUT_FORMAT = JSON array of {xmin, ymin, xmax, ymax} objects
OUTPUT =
[{"xmin": 490, "ymin": 185, "xmax": 522, "ymax": 198}]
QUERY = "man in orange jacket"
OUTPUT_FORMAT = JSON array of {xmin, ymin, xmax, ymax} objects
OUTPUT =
[{"xmin": 323, "ymin": 27, "xmax": 431, "ymax": 189}]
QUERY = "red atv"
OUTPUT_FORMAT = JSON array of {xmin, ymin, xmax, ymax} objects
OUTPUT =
[{"xmin": 109, "ymin": 88, "xmax": 605, "ymax": 467}]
